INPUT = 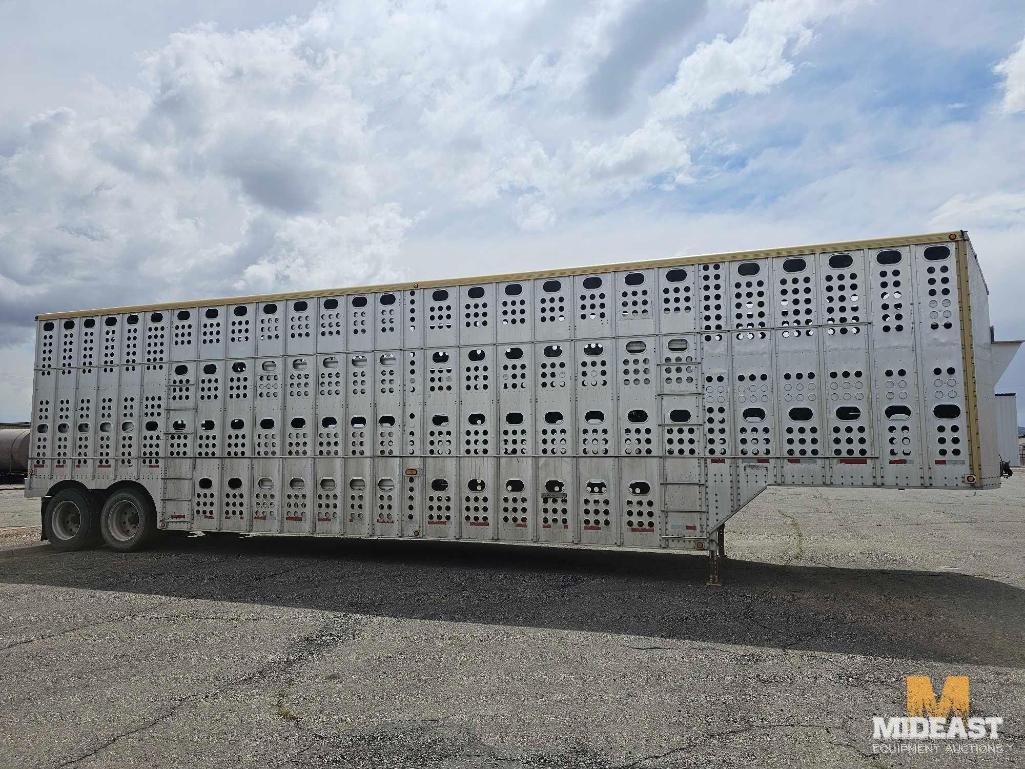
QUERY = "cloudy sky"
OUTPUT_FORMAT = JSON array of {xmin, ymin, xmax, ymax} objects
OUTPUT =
[{"xmin": 1, "ymin": 0, "xmax": 1025, "ymax": 422}]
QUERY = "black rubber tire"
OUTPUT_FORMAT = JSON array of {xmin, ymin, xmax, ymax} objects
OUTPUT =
[
  {"xmin": 99, "ymin": 487, "xmax": 158, "ymax": 552},
  {"xmin": 44, "ymin": 487, "xmax": 101, "ymax": 551}
]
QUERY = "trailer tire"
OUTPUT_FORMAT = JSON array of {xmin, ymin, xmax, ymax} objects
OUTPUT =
[
  {"xmin": 99, "ymin": 487, "xmax": 158, "ymax": 552},
  {"xmin": 44, "ymin": 487, "xmax": 101, "ymax": 551}
]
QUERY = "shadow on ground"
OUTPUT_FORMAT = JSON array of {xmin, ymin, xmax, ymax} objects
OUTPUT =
[{"xmin": 2, "ymin": 534, "xmax": 1022, "ymax": 667}]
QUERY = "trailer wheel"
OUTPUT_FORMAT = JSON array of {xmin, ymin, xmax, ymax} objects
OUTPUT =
[
  {"xmin": 44, "ymin": 487, "xmax": 101, "ymax": 551},
  {"xmin": 100, "ymin": 487, "xmax": 157, "ymax": 552}
]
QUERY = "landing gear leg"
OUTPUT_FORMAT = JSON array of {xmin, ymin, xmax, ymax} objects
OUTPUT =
[
  {"xmin": 706, "ymin": 543, "xmax": 722, "ymax": 587},
  {"xmin": 717, "ymin": 524, "xmax": 726, "ymax": 560}
]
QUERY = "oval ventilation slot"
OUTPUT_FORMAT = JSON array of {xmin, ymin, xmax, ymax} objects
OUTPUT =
[
  {"xmin": 626, "ymin": 341, "xmax": 646, "ymax": 353},
  {"xmin": 543, "ymin": 345, "xmax": 562, "ymax": 358},
  {"xmin": 468, "ymin": 349, "xmax": 485, "ymax": 362},
  {"xmin": 742, "ymin": 408, "xmax": 766, "ymax": 422},
  {"xmin": 231, "ymin": 361, "xmax": 246, "ymax": 372},
  {"xmin": 885, "ymin": 405, "xmax": 911, "ymax": 420},
  {"xmin": 783, "ymin": 257, "xmax": 807, "ymax": 273},
  {"xmin": 876, "ymin": 250, "xmax": 902, "ymax": 265},
  {"xmin": 227, "ymin": 477, "xmax": 242, "ymax": 490},
  {"xmin": 176, "ymin": 311, "xmax": 190, "ymax": 321},
  {"xmin": 667, "ymin": 338, "xmax": 689, "ymax": 351},
  {"xmin": 669, "ymin": 409, "xmax": 691, "ymax": 423},
  {"xmin": 320, "ymin": 478, "xmax": 336, "ymax": 491},
  {"xmin": 431, "ymin": 479, "xmax": 448, "ymax": 491},
  {"xmin": 260, "ymin": 418, "xmax": 275, "ymax": 429},
  {"xmin": 321, "ymin": 417, "xmax": 337, "ymax": 428},
  {"xmin": 200, "ymin": 420, "xmax": 215, "ymax": 430},
  {"xmin": 542, "ymin": 280, "xmax": 561, "ymax": 292},
  {"xmin": 467, "ymin": 286, "xmax": 485, "ymax": 299},
  {"xmin": 378, "ymin": 479, "xmax": 395, "ymax": 491},
  {"xmin": 934, "ymin": 403, "xmax": 961, "ymax": 419},
  {"xmin": 629, "ymin": 481, "xmax": 651, "ymax": 495},
  {"xmin": 258, "ymin": 478, "xmax": 274, "ymax": 490},
  {"xmin": 349, "ymin": 478, "xmax": 366, "ymax": 491},
  {"xmin": 584, "ymin": 343, "xmax": 604, "ymax": 355},
  {"xmin": 380, "ymin": 293, "xmax": 396, "ymax": 305},
  {"xmin": 583, "ymin": 276, "xmax": 602, "ymax": 289},
  {"xmin": 505, "ymin": 479, "xmax": 525, "ymax": 492},
  {"xmin": 627, "ymin": 409, "xmax": 648, "ymax": 423},
  {"xmin": 504, "ymin": 347, "xmax": 523, "ymax": 359},
  {"xmin": 625, "ymin": 272, "xmax": 644, "ymax": 285},
  {"xmin": 293, "ymin": 300, "xmax": 308, "ymax": 312},
  {"xmin": 828, "ymin": 253, "xmax": 853, "ymax": 269},
  {"xmin": 544, "ymin": 411, "xmax": 564, "ymax": 424},
  {"xmin": 378, "ymin": 415, "xmax": 396, "ymax": 426},
  {"xmin": 836, "ymin": 406, "xmax": 861, "ymax": 420},
  {"xmin": 545, "ymin": 480, "xmax": 564, "ymax": 493},
  {"xmin": 352, "ymin": 296, "xmax": 367, "ymax": 307},
  {"xmin": 788, "ymin": 407, "xmax": 813, "ymax": 421},
  {"xmin": 738, "ymin": 262, "xmax": 760, "ymax": 276},
  {"xmin": 263, "ymin": 303, "xmax": 277, "ymax": 314},
  {"xmin": 203, "ymin": 363, "xmax": 217, "ymax": 374},
  {"xmin": 504, "ymin": 283, "xmax": 522, "ymax": 296},
  {"xmin": 505, "ymin": 412, "xmax": 523, "ymax": 424},
  {"xmin": 289, "ymin": 478, "xmax": 305, "ymax": 491},
  {"xmin": 350, "ymin": 416, "xmax": 366, "ymax": 428},
  {"xmin": 584, "ymin": 410, "xmax": 605, "ymax": 424},
  {"xmin": 924, "ymin": 245, "xmax": 950, "ymax": 261},
  {"xmin": 432, "ymin": 351, "xmax": 449, "ymax": 363},
  {"xmin": 665, "ymin": 268, "xmax": 687, "ymax": 282},
  {"xmin": 431, "ymin": 415, "xmax": 449, "ymax": 426},
  {"xmin": 323, "ymin": 298, "xmax": 338, "ymax": 310},
  {"xmin": 204, "ymin": 308, "xmax": 219, "ymax": 319},
  {"xmin": 174, "ymin": 364, "xmax": 188, "ymax": 375},
  {"xmin": 198, "ymin": 477, "xmax": 213, "ymax": 490},
  {"xmin": 432, "ymin": 289, "xmax": 449, "ymax": 301},
  {"xmin": 291, "ymin": 417, "xmax": 306, "ymax": 429},
  {"xmin": 230, "ymin": 418, "xmax": 244, "ymax": 430}
]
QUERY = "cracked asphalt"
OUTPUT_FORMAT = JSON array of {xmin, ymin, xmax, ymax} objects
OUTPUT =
[{"xmin": 1, "ymin": 479, "xmax": 1023, "ymax": 768}]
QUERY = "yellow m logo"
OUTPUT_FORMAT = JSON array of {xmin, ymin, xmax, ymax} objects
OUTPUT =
[{"xmin": 906, "ymin": 676, "xmax": 969, "ymax": 718}]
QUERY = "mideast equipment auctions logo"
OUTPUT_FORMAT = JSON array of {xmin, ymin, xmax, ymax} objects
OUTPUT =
[{"xmin": 871, "ymin": 676, "xmax": 1006, "ymax": 756}]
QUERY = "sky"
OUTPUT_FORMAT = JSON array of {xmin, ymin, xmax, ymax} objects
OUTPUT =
[{"xmin": 1, "ymin": 0, "xmax": 1025, "ymax": 422}]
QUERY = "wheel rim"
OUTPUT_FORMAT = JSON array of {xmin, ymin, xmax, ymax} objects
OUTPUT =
[
  {"xmin": 51, "ymin": 500, "xmax": 82, "ymax": 541},
  {"xmin": 107, "ymin": 499, "xmax": 141, "ymax": 543}
]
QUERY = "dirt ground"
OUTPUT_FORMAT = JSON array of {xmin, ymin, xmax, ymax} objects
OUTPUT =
[{"xmin": 0, "ymin": 478, "xmax": 1022, "ymax": 768}]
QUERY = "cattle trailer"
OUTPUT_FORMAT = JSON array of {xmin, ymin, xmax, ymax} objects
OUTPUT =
[{"xmin": 26, "ymin": 230, "xmax": 1012, "ymax": 582}]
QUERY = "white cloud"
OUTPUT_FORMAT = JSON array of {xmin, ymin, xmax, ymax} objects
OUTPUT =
[{"xmin": 995, "ymin": 32, "xmax": 1025, "ymax": 114}]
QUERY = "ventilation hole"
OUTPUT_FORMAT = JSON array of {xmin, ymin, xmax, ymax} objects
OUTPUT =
[
  {"xmin": 934, "ymin": 403, "xmax": 961, "ymax": 419},
  {"xmin": 83, "ymin": 319, "xmax": 95, "ymax": 328},
  {"xmin": 321, "ymin": 417, "xmax": 337, "ymax": 428},
  {"xmin": 203, "ymin": 364, "xmax": 217, "ymax": 374},
  {"xmin": 380, "ymin": 293, "xmax": 396, "ymax": 305},
  {"xmin": 227, "ymin": 477, "xmax": 242, "ymax": 490},
  {"xmin": 204, "ymin": 308, "xmax": 218, "ymax": 319},
  {"xmin": 626, "ymin": 341, "xmax": 646, "ymax": 353},
  {"xmin": 289, "ymin": 478, "xmax": 305, "ymax": 491},
  {"xmin": 836, "ymin": 406, "xmax": 861, "ymax": 420},
  {"xmin": 885, "ymin": 405, "xmax": 911, "ymax": 419},
  {"xmin": 468, "ymin": 349, "xmax": 485, "ymax": 362},
  {"xmin": 143, "ymin": 313, "xmax": 155, "ymax": 323},
  {"xmin": 542, "ymin": 280, "xmax": 561, "ymax": 292},
  {"xmin": 743, "ymin": 408, "xmax": 766, "ymax": 422},
  {"xmin": 352, "ymin": 296, "xmax": 368, "ymax": 307},
  {"xmin": 260, "ymin": 418, "xmax": 275, "ymax": 429},
  {"xmin": 544, "ymin": 411, "xmax": 564, "ymax": 424},
  {"xmin": 323, "ymin": 298, "xmax": 338, "ymax": 310},
  {"xmin": 543, "ymin": 345, "xmax": 562, "ymax": 358},
  {"xmin": 378, "ymin": 415, "xmax": 396, "ymax": 427},
  {"xmin": 431, "ymin": 415, "xmax": 449, "ymax": 426},
  {"xmin": 667, "ymin": 338, "xmax": 689, "ymax": 351},
  {"xmin": 504, "ymin": 283, "xmax": 522, "ymax": 296},
  {"xmin": 231, "ymin": 361, "xmax": 246, "ymax": 372},
  {"xmin": 469, "ymin": 413, "xmax": 486, "ymax": 425},
  {"xmin": 783, "ymin": 258, "xmax": 806, "ymax": 273},
  {"xmin": 176, "ymin": 311, "xmax": 190, "ymax": 321},
  {"xmin": 828, "ymin": 253, "xmax": 853, "ymax": 269},
  {"xmin": 585, "ymin": 410, "xmax": 605, "ymax": 423},
  {"xmin": 877, "ymin": 250, "xmax": 902, "ymax": 265},
  {"xmin": 174, "ymin": 364, "xmax": 188, "ymax": 375},
  {"xmin": 200, "ymin": 420, "xmax": 215, "ymax": 430},
  {"xmin": 506, "ymin": 479, "xmax": 524, "ymax": 492},
  {"xmin": 584, "ymin": 343, "xmax": 604, "ymax": 355},
  {"xmin": 258, "ymin": 478, "xmax": 274, "ymax": 490},
  {"xmin": 198, "ymin": 477, "xmax": 213, "ymax": 490},
  {"xmin": 467, "ymin": 286, "xmax": 485, "ymax": 299},
  {"xmin": 230, "ymin": 418, "xmax": 244, "ymax": 430},
  {"xmin": 350, "ymin": 416, "xmax": 366, "ymax": 428},
  {"xmin": 629, "ymin": 481, "xmax": 651, "ymax": 495},
  {"xmin": 738, "ymin": 262, "xmax": 760, "ymax": 276},
  {"xmin": 666, "ymin": 268, "xmax": 687, "ymax": 282},
  {"xmin": 432, "ymin": 289, "xmax": 449, "ymax": 301},
  {"xmin": 431, "ymin": 479, "xmax": 449, "ymax": 491},
  {"xmin": 627, "ymin": 409, "xmax": 648, "ymax": 423},
  {"xmin": 669, "ymin": 409, "xmax": 691, "ymax": 423},
  {"xmin": 789, "ymin": 407, "xmax": 813, "ymax": 421},
  {"xmin": 293, "ymin": 300, "xmax": 308, "ymax": 312},
  {"xmin": 583, "ymin": 276, "xmax": 602, "ymax": 289},
  {"xmin": 504, "ymin": 347, "xmax": 523, "ymax": 359},
  {"xmin": 505, "ymin": 412, "xmax": 523, "ymax": 424},
  {"xmin": 545, "ymin": 480, "xmax": 564, "ymax": 493},
  {"xmin": 349, "ymin": 478, "xmax": 366, "ymax": 491},
  {"xmin": 432, "ymin": 351, "xmax": 450, "ymax": 363},
  {"xmin": 291, "ymin": 417, "xmax": 306, "ymax": 428},
  {"xmin": 924, "ymin": 245, "xmax": 950, "ymax": 261},
  {"xmin": 625, "ymin": 272, "xmax": 644, "ymax": 286}
]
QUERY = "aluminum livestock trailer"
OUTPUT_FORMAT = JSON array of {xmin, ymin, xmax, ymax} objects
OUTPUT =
[{"xmin": 26, "ymin": 230, "xmax": 1012, "ymax": 582}]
